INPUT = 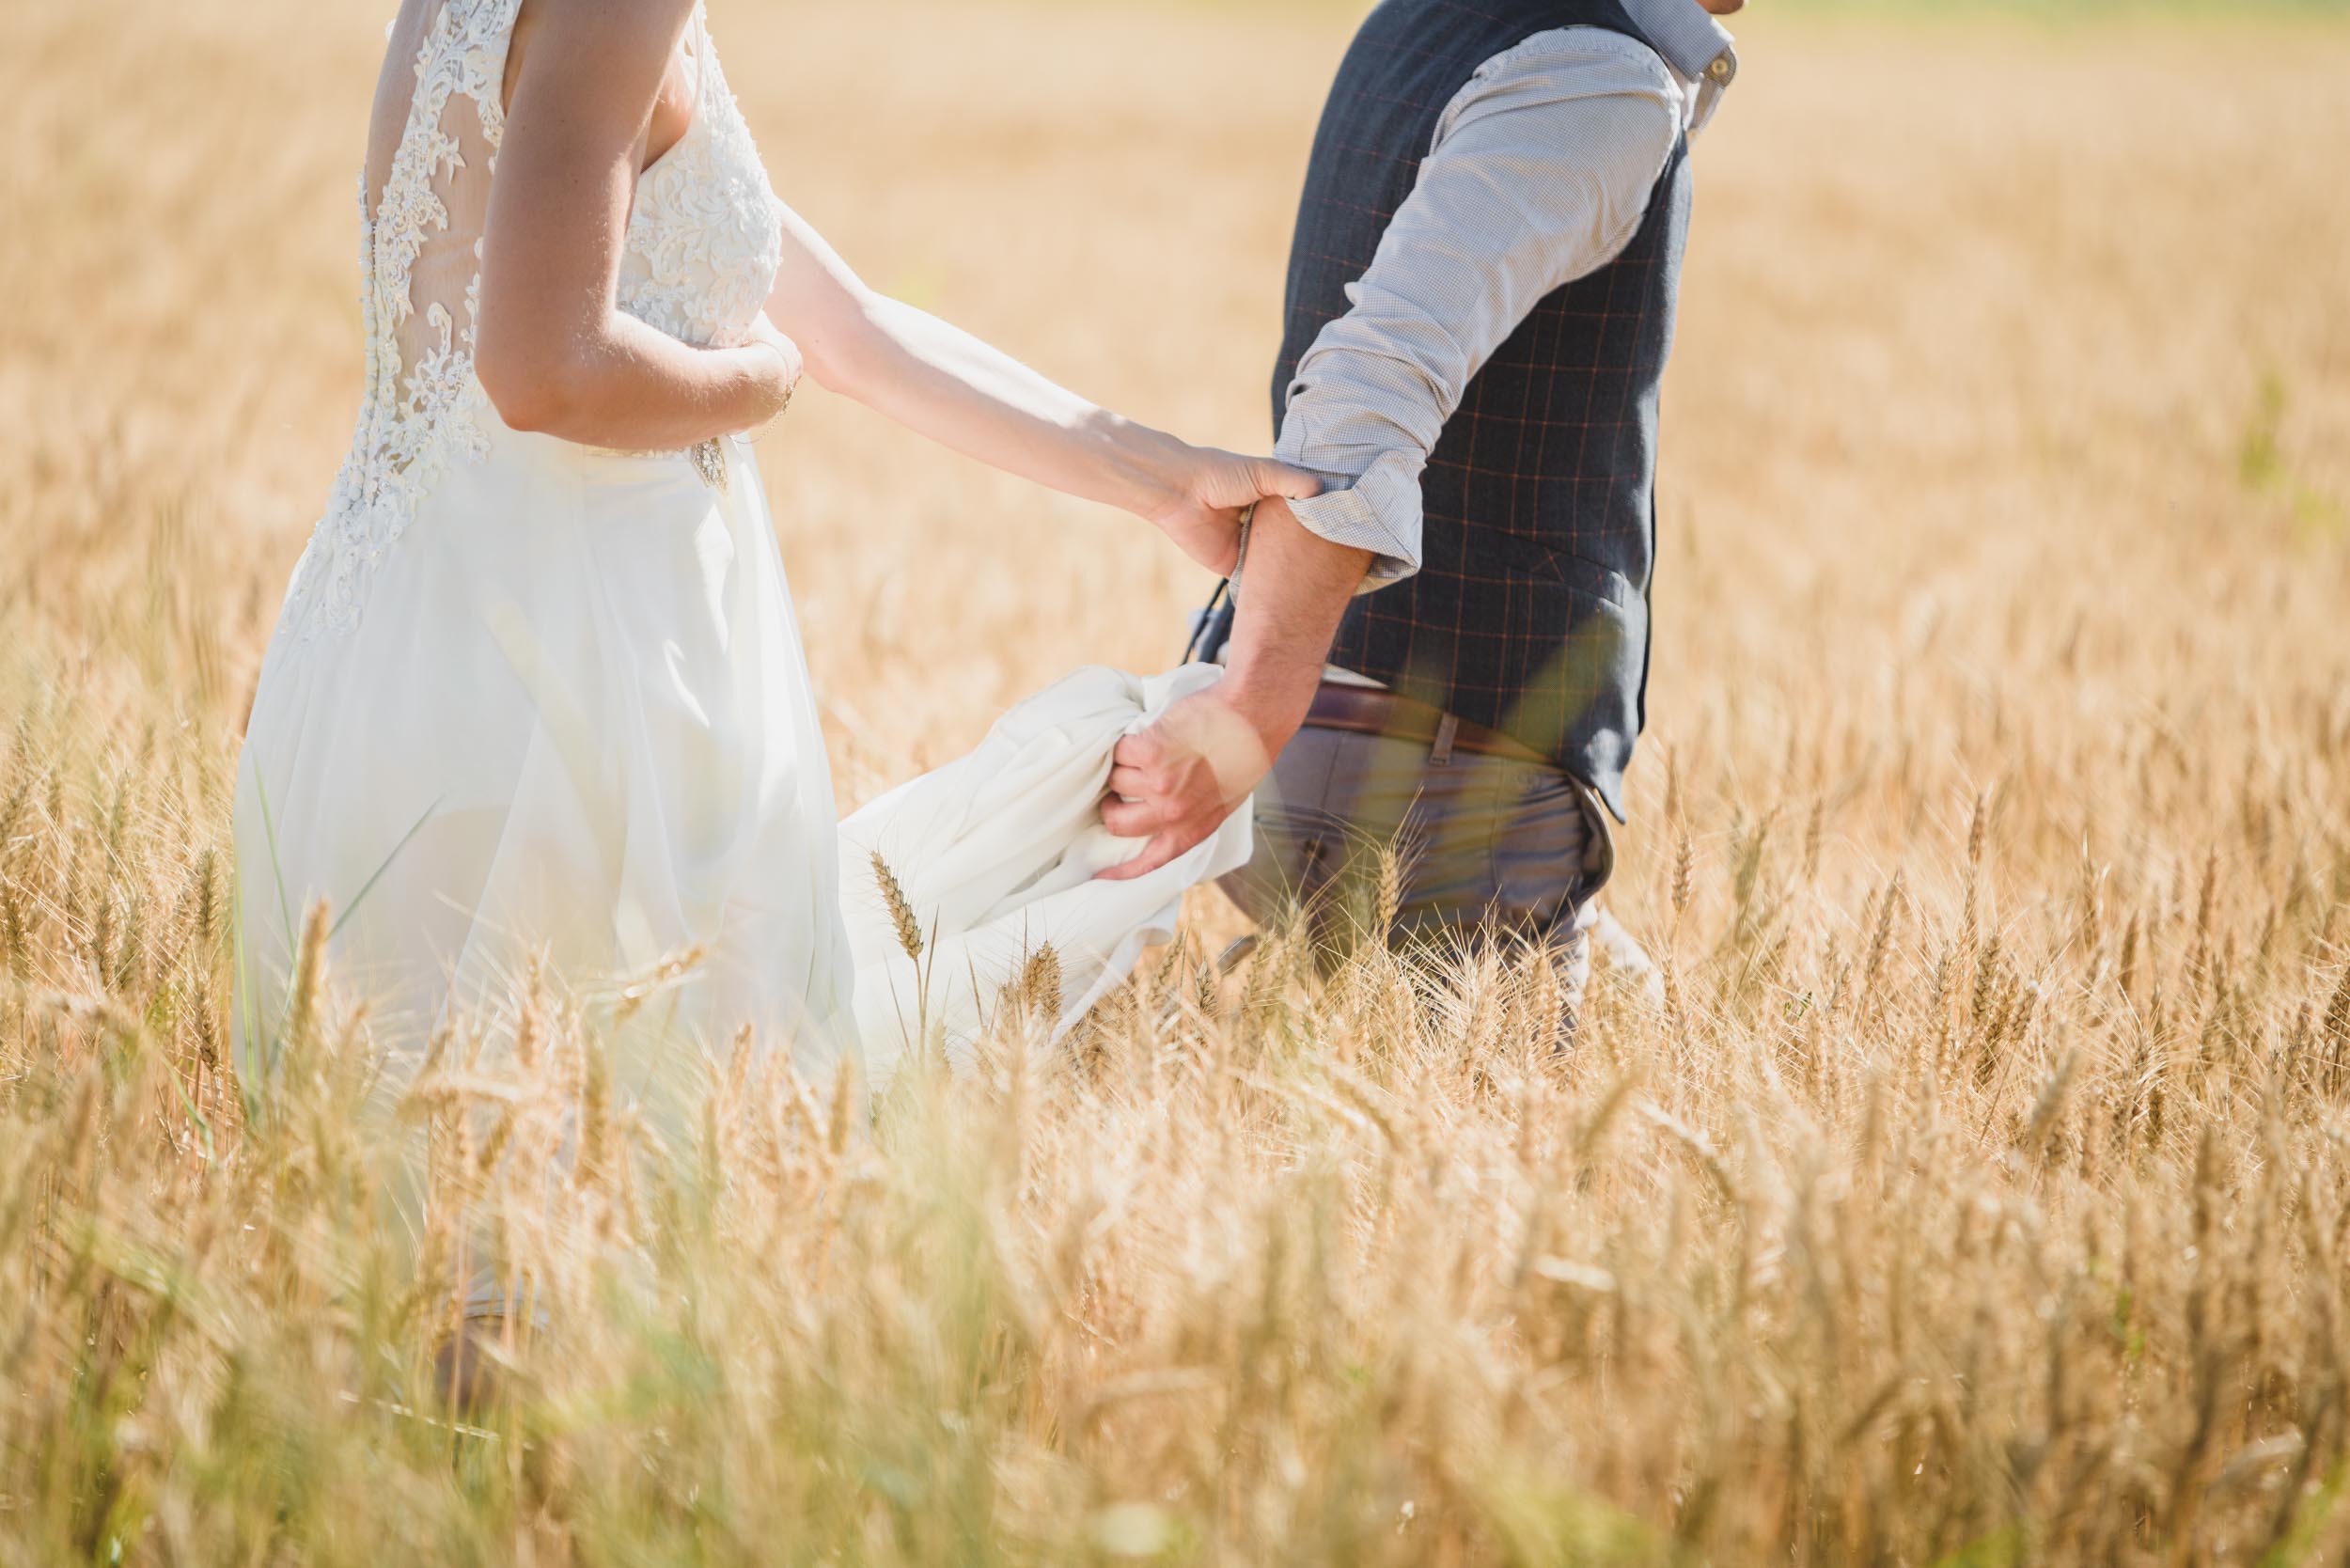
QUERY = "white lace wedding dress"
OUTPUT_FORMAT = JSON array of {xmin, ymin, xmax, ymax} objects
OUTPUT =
[{"xmin": 234, "ymin": 0, "xmax": 1247, "ymax": 1114}]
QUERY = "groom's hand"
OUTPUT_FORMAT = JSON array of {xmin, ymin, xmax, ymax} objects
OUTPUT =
[
  {"xmin": 1096, "ymin": 688, "xmax": 1278, "ymax": 883},
  {"xmin": 1099, "ymin": 497, "xmax": 1368, "ymax": 882}
]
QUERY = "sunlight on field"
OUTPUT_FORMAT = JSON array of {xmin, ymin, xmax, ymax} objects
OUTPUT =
[{"xmin": 5, "ymin": 0, "xmax": 2350, "ymax": 1562}]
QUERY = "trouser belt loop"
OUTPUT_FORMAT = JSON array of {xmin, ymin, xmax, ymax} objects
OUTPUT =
[{"xmin": 1431, "ymin": 713, "xmax": 1460, "ymax": 768}]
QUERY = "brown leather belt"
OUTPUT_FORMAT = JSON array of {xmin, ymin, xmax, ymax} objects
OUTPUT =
[{"xmin": 1304, "ymin": 682, "xmax": 1551, "ymax": 767}]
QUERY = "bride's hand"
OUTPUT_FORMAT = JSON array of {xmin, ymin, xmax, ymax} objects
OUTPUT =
[
  {"xmin": 740, "ymin": 315, "xmax": 806, "ymax": 431},
  {"xmin": 1147, "ymin": 447, "xmax": 1323, "ymax": 576}
]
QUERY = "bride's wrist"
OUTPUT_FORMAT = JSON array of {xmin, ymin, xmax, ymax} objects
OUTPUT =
[
  {"xmin": 738, "ymin": 337, "xmax": 799, "ymax": 435},
  {"xmin": 1106, "ymin": 420, "xmax": 1192, "ymax": 525}
]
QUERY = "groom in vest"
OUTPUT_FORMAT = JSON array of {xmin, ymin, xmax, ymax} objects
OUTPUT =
[{"xmin": 1102, "ymin": 0, "xmax": 1742, "ymax": 1011}]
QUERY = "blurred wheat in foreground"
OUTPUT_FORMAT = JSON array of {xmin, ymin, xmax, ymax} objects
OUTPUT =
[{"xmin": 6, "ymin": 0, "xmax": 2350, "ymax": 1562}]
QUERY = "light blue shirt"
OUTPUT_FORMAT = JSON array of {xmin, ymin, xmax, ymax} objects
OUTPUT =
[{"xmin": 1276, "ymin": 0, "xmax": 1738, "ymax": 586}]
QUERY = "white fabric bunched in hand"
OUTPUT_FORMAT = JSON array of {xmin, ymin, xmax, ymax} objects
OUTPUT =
[{"xmin": 838, "ymin": 665, "xmax": 1253, "ymax": 1081}]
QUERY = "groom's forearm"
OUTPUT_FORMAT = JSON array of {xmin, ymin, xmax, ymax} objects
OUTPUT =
[
  {"xmin": 1217, "ymin": 497, "xmax": 1374, "ymax": 754},
  {"xmin": 1091, "ymin": 497, "xmax": 1367, "ymax": 886}
]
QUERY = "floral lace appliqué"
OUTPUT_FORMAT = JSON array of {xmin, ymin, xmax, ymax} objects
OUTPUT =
[
  {"xmin": 286, "ymin": 0, "xmax": 522, "ymax": 640},
  {"xmin": 615, "ymin": 8, "xmax": 784, "ymax": 352}
]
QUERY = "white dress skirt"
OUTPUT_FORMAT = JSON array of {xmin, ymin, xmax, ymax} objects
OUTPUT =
[
  {"xmin": 237, "ymin": 419, "xmax": 1245, "ymax": 1116},
  {"xmin": 237, "ymin": 427, "xmax": 854, "ymax": 1108}
]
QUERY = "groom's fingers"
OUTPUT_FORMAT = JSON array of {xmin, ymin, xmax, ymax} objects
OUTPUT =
[
  {"xmin": 1097, "ymin": 830, "xmax": 1191, "ymax": 884},
  {"xmin": 1100, "ymin": 793, "xmax": 1165, "ymax": 839}
]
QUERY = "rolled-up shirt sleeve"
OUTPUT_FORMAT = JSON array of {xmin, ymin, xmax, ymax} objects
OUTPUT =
[{"xmin": 1276, "ymin": 29, "xmax": 1687, "ymax": 585}]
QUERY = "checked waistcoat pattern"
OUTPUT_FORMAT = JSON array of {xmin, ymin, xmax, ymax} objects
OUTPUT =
[{"xmin": 1276, "ymin": 0, "xmax": 1694, "ymax": 820}]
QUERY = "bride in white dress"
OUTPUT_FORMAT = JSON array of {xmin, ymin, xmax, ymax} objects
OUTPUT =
[{"xmin": 233, "ymin": 0, "xmax": 1311, "ymax": 1106}]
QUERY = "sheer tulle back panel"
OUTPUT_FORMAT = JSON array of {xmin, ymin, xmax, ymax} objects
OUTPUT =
[
  {"xmin": 360, "ymin": 0, "xmax": 520, "ymax": 448},
  {"xmin": 278, "ymin": 0, "xmax": 519, "ymax": 640}
]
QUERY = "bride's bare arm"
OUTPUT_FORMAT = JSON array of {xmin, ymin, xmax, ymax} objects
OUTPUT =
[
  {"xmin": 475, "ymin": 0, "xmax": 795, "ymax": 449},
  {"xmin": 762, "ymin": 207, "xmax": 1314, "ymax": 575}
]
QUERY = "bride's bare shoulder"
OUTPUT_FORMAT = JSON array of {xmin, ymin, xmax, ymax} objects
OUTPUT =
[
  {"xmin": 502, "ymin": 0, "xmax": 698, "ymax": 75},
  {"xmin": 481, "ymin": 0, "xmax": 697, "ymax": 162}
]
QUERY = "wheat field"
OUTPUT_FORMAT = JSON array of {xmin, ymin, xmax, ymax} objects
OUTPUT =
[{"xmin": 7, "ymin": 0, "xmax": 2350, "ymax": 1562}]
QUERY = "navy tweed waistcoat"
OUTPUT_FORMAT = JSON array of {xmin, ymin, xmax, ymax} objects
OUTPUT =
[{"xmin": 1276, "ymin": 0, "xmax": 1693, "ymax": 820}]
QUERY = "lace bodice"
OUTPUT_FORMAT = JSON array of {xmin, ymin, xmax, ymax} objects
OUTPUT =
[
  {"xmin": 616, "ymin": 16, "xmax": 783, "ymax": 351},
  {"xmin": 284, "ymin": 0, "xmax": 783, "ymax": 639}
]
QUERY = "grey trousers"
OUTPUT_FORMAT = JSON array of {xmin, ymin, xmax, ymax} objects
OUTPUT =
[{"xmin": 1219, "ymin": 721, "xmax": 1617, "ymax": 1009}]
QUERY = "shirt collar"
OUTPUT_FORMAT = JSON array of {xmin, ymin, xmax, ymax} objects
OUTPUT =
[{"xmin": 1622, "ymin": 0, "xmax": 1739, "ymax": 90}]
